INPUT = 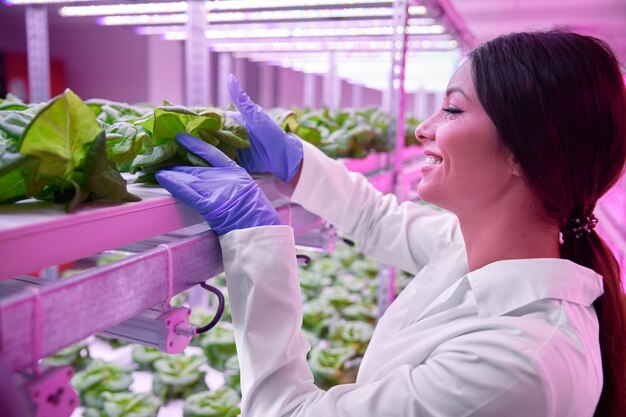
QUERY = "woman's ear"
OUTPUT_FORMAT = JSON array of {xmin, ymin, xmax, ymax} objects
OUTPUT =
[{"xmin": 508, "ymin": 153, "xmax": 523, "ymax": 177}]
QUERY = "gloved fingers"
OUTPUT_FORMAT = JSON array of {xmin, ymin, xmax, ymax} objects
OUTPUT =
[
  {"xmin": 156, "ymin": 169, "xmax": 207, "ymax": 208},
  {"xmin": 166, "ymin": 165, "xmax": 213, "ymax": 177},
  {"xmin": 227, "ymin": 74, "xmax": 276, "ymax": 128},
  {"xmin": 167, "ymin": 165, "xmax": 246, "ymax": 181},
  {"xmin": 227, "ymin": 74, "xmax": 255, "ymax": 114},
  {"xmin": 176, "ymin": 133, "xmax": 236, "ymax": 168}
]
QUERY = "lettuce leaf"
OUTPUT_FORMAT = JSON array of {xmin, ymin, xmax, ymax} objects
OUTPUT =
[{"xmin": 19, "ymin": 89, "xmax": 102, "ymax": 178}]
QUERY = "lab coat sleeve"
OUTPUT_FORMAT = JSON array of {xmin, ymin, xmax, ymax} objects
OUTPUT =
[
  {"xmin": 291, "ymin": 141, "xmax": 462, "ymax": 274},
  {"xmin": 220, "ymin": 226, "xmax": 550, "ymax": 417}
]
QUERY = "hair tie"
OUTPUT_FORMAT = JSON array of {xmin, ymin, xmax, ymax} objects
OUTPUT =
[{"xmin": 562, "ymin": 213, "xmax": 598, "ymax": 239}]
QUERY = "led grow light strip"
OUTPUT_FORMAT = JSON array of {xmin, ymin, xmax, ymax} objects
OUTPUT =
[
  {"xmin": 201, "ymin": 25, "xmax": 443, "ymax": 40},
  {"xmin": 97, "ymin": 7, "xmax": 397, "ymax": 25},
  {"xmin": 60, "ymin": 2, "xmax": 187, "ymax": 16},
  {"xmin": 6, "ymin": 0, "xmax": 389, "ymax": 6},
  {"xmin": 60, "ymin": 0, "xmax": 425, "ymax": 17},
  {"xmin": 134, "ymin": 18, "xmax": 439, "ymax": 37},
  {"xmin": 156, "ymin": 25, "xmax": 449, "ymax": 42},
  {"xmin": 168, "ymin": 39, "xmax": 460, "ymax": 52},
  {"xmin": 6, "ymin": 0, "xmax": 95, "ymax": 4},
  {"xmin": 241, "ymin": 49, "xmax": 457, "ymax": 63},
  {"xmin": 208, "ymin": 0, "xmax": 395, "ymax": 10},
  {"xmin": 98, "ymin": 14, "xmax": 187, "ymax": 26},
  {"xmin": 66, "ymin": 3, "xmax": 425, "ymax": 20}
]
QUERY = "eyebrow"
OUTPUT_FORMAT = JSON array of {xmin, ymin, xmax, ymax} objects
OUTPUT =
[{"xmin": 445, "ymin": 86, "xmax": 472, "ymax": 102}]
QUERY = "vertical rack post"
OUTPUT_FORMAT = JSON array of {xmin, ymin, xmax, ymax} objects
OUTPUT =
[
  {"xmin": 25, "ymin": 6, "xmax": 50, "ymax": 103},
  {"xmin": 323, "ymin": 51, "xmax": 340, "ymax": 108},
  {"xmin": 388, "ymin": 0, "xmax": 409, "ymax": 175},
  {"xmin": 377, "ymin": 0, "xmax": 409, "ymax": 315},
  {"xmin": 184, "ymin": 0, "xmax": 208, "ymax": 107},
  {"xmin": 351, "ymin": 83, "xmax": 363, "ymax": 109},
  {"xmin": 260, "ymin": 63, "xmax": 276, "ymax": 108},
  {"xmin": 303, "ymin": 72, "xmax": 316, "ymax": 108},
  {"xmin": 217, "ymin": 52, "xmax": 233, "ymax": 107}
]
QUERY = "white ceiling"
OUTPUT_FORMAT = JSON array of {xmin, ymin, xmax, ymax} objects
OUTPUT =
[{"xmin": 449, "ymin": 0, "xmax": 626, "ymax": 65}]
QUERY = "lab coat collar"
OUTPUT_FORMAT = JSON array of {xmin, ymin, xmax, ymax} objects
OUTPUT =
[{"xmin": 466, "ymin": 258, "xmax": 604, "ymax": 319}]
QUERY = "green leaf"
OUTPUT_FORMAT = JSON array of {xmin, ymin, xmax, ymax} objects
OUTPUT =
[
  {"xmin": 211, "ymin": 129, "xmax": 250, "ymax": 148},
  {"xmin": 278, "ymin": 111, "xmax": 300, "ymax": 133},
  {"xmin": 66, "ymin": 184, "xmax": 87, "ymax": 212},
  {"xmin": 183, "ymin": 387, "xmax": 240, "ymax": 417},
  {"xmin": 223, "ymin": 116, "xmax": 248, "ymax": 140},
  {"xmin": 0, "ymin": 102, "xmax": 30, "ymax": 111},
  {"xmin": 134, "ymin": 114, "xmax": 155, "ymax": 135},
  {"xmin": 0, "ymin": 151, "xmax": 35, "ymax": 177},
  {"xmin": 178, "ymin": 147, "xmax": 210, "ymax": 167},
  {"xmin": 130, "ymin": 141, "xmax": 179, "ymax": 173},
  {"xmin": 105, "ymin": 122, "xmax": 145, "ymax": 164},
  {"xmin": 185, "ymin": 113, "xmax": 222, "ymax": 137},
  {"xmin": 0, "ymin": 110, "xmax": 35, "ymax": 148},
  {"xmin": 101, "ymin": 392, "xmax": 161, "ymax": 417},
  {"xmin": 0, "ymin": 152, "xmax": 42, "ymax": 203},
  {"xmin": 19, "ymin": 89, "xmax": 102, "ymax": 178},
  {"xmin": 197, "ymin": 129, "xmax": 220, "ymax": 146},
  {"xmin": 295, "ymin": 125, "xmax": 322, "ymax": 147},
  {"xmin": 86, "ymin": 99, "xmax": 149, "ymax": 120},
  {"xmin": 216, "ymin": 143, "xmax": 237, "ymax": 161},
  {"xmin": 152, "ymin": 106, "xmax": 199, "ymax": 145},
  {"xmin": 199, "ymin": 323, "xmax": 236, "ymax": 372},
  {"xmin": 0, "ymin": 169, "xmax": 30, "ymax": 203},
  {"xmin": 85, "ymin": 131, "xmax": 140, "ymax": 203}
]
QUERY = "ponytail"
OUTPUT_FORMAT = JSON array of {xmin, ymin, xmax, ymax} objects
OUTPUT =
[{"xmin": 562, "ymin": 232, "xmax": 626, "ymax": 417}]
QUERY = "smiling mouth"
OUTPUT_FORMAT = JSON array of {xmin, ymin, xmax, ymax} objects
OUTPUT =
[{"xmin": 425, "ymin": 155, "xmax": 443, "ymax": 165}]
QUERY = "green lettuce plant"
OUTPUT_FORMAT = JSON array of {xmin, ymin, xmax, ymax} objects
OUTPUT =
[
  {"xmin": 71, "ymin": 360, "xmax": 133, "ymax": 409},
  {"xmin": 199, "ymin": 323, "xmax": 237, "ymax": 372},
  {"xmin": 183, "ymin": 386, "xmax": 241, "ymax": 417},
  {"xmin": 307, "ymin": 345, "xmax": 357, "ymax": 390},
  {"xmin": 83, "ymin": 392, "xmax": 161, "ymax": 417},
  {"xmin": 152, "ymin": 353, "xmax": 207, "ymax": 401},
  {"xmin": 222, "ymin": 355, "xmax": 241, "ymax": 394},
  {"xmin": 302, "ymin": 299, "xmax": 336, "ymax": 337},
  {"xmin": 131, "ymin": 345, "xmax": 163, "ymax": 371},
  {"xmin": 42, "ymin": 340, "xmax": 90, "ymax": 371},
  {"xmin": 328, "ymin": 320, "xmax": 374, "ymax": 355}
]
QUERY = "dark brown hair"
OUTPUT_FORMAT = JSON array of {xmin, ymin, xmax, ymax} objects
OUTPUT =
[{"xmin": 469, "ymin": 31, "xmax": 626, "ymax": 416}]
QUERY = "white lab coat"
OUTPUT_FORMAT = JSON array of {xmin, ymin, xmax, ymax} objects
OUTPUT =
[{"xmin": 220, "ymin": 141, "xmax": 604, "ymax": 417}]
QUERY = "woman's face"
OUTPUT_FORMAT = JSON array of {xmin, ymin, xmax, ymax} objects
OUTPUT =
[{"xmin": 415, "ymin": 60, "xmax": 517, "ymax": 214}]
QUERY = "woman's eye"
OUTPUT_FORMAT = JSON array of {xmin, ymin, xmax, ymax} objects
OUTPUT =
[{"xmin": 442, "ymin": 107, "xmax": 463, "ymax": 115}]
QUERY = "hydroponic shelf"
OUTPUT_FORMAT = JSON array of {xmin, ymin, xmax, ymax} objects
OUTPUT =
[{"xmin": 0, "ymin": 184, "xmax": 204, "ymax": 281}]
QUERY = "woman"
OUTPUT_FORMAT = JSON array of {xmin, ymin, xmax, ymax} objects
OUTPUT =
[{"xmin": 156, "ymin": 31, "xmax": 626, "ymax": 416}]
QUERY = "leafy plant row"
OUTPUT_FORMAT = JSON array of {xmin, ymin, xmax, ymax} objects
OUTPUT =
[{"xmin": 0, "ymin": 90, "xmax": 421, "ymax": 212}]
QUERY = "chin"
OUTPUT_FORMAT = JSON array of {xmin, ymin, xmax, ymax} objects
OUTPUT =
[
  {"xmin": 417, "ymin": 182, "xmax": 438, "ymax": 204},
  {"xmin": 417, "ymin": 183, "xmax": 453, "ymax": 212}
]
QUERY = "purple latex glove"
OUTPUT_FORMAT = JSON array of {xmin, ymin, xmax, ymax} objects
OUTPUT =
[
  {"xmin": 156, "ymin": 133, "xmax": 281, "ymax": 236},
  {"xmin": 228, "ymin": 74, "xmax": 303, "ymax": 183}
]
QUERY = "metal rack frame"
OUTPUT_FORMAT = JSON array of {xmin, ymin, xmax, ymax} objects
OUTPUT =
[{"xmin": 0, "ymin": 177, "xmax": 330, "ymax": 372}]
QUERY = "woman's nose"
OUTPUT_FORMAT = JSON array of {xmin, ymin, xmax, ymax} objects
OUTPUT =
[{"xmin": 415, "ymin": 117, "xmax": 435, "ymax": 143}]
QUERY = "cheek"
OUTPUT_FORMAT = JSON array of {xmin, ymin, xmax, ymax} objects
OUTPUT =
[{"xmin": 440, "ymin": 129, "xmax": 510, "ymax": 188}]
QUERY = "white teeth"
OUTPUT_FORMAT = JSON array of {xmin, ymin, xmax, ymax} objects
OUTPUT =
[{"xmin": 425, "ymin": 155, "xmax": 443, "ymax": 165}]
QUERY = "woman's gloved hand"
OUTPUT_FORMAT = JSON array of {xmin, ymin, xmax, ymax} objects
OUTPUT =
[
  {"xmin": 156, "ymin": 133, "xmax": 281, "ymax": 236},
  {"xmin": 227, "ymin": 74, "xmax": 303, "ymax": 183}
]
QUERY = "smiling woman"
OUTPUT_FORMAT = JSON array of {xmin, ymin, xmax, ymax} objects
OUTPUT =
[
  {"xmin": 468, "ymin": 31, "xmax": 626, "ymax": 417},
  {"xmin": 156, "ymin": 30, "xmax": 626, "ymax": 417}
]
